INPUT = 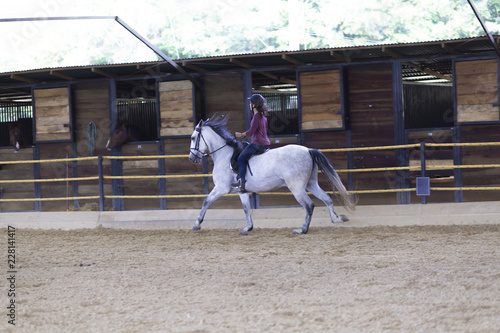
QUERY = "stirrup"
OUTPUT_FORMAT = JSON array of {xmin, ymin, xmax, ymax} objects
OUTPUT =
[{"xmin": 232, "ymin": 178, "xmax": 246, "ymax": 192}]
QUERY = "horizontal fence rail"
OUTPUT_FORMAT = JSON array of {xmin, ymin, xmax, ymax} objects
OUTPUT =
[{"xmin": 1, "ymin": 142, "xmax": 500, "ymax": 211}]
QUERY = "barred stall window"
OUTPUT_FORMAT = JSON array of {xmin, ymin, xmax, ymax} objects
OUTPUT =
[
  {"xmin": 116, "ymin": 99, "xmax": 157, "ymax": 140},
  {"xmin": 0, "ymin": 101, "xmax": 33, "ymax": 148},
  {"xmin": 260, "ymin": 92, "xmax": 299, "ymax": 135}
]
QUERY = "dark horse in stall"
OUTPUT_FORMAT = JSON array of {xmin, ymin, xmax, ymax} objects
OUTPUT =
[
  {"xmin": 8, "ymin": 123, "xmax": 23, "ymax": 151},
  {"xmin": 106, "ymin": 122, "xmax": 149, "ymax": 151}
]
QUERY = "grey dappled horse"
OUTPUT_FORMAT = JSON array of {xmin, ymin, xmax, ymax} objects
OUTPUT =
[{"xmin": 188, "ymin": 115, "xmax": 355, "ymax": 235}]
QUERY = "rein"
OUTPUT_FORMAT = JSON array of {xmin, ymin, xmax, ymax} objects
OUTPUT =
[{"xmin": 191, "ymin": 126, "xmax": 227, "ymax": 159}]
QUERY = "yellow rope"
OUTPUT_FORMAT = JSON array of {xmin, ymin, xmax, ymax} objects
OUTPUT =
[
  {"xmin": 0, "ymin": 176, "xmax": 99, "ymax": 184},
  {"xmin": 0, "ymin": 156, "xmax": 98, "ymax": 165},
  {"xmin": 0, "ymin": 196, "xmax": 100, "ymax": 202}
]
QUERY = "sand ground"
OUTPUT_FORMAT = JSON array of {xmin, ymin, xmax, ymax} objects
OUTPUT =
[{"xmin": 2, "ymin": 225, "xmax": 500, "ymax": 332}]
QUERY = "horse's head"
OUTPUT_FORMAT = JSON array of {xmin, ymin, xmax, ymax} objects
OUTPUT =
[
  {"xmin": 106, "ymin": 123, "xmax": 129, "ymax": 151},
  {"xmin": 189, "ymin": 120, "xmax": 207, "ymax": 163},
  {"xmin": 8, "ymin": 123, "xmax": 22, "ymax": 151}
]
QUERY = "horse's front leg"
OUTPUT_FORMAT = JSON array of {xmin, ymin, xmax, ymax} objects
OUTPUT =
[
  {"xmin": 238, "ymin": 192, "xmax": 253, "ymax": 236},
  {"xmin": 192, "ymin": 186, "xmax": 228, "ymax": 232}
]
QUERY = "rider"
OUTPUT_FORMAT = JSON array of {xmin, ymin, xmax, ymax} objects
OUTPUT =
[{"xmin": 232, "ymin": 93, "xmax": 271, "ymax": 192}]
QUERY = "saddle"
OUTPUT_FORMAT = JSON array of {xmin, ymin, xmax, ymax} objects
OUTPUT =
[{"xmin": 230, "ymin": 142, "xmax": 270, "ymax": 176}]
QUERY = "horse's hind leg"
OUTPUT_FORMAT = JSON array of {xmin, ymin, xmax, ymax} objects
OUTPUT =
[
  {"xmin": 289, "ymin": 188, "xmax": 315, "ymax": 235},
  {"xmin": 307, "ymin": 181, "xmax": 349, "ymax": 223},
  {"xmin": 238, "ymin": 192, "xmax": 253, "ymax": 236}
]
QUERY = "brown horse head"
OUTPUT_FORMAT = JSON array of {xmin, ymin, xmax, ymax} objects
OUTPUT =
[
  {"xmin": 8, "ymin": 123, "xmax": 22, "ymax": 151},
  {"xmin": 106, "ymin": 122, "xmax": 148, "ymax": 151}
]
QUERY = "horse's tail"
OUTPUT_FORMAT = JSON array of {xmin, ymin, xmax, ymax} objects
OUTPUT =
[{"xmin": 309, "ymin": 149, "xmax": 356, "ymax": 212}]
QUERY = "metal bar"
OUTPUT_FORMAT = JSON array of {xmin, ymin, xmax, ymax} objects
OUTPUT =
[
  {"xmin": 453, "ymin": 127, "xmax": 463, "ymax": 203},
  {"xmin": 420, "ymin": 142, "xmax": 427, "ymax": 204},
  {"xmin": 0, "ymin": 16, "xmax": 116, "ymax": 23},
  {"xmin": 33, "ymin": 144, "xmax": 42, "ymax": 211},
  {"xmin": 98, "ymin": 156, "xmax": 104, "ymax": 211},
  {"xmin": 467, "ymin": 0, "xmax": 500, "ymax": 59},
  {"xmin": 392, "ymin": 59, "xmax": 409, "ymax": 204},
  {"xmin": 158, "ymin": 140, "xmax": 167, "ymax": 210},
  {"xmin": 114, "ymin": 17, "xmax": 201, "ymax": 88},
  {"xmin": 72, "ymin": 142, "xmax": 79, "ymax": 210}
]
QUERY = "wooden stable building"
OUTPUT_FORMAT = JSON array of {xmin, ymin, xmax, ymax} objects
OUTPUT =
[{"xmin": 1, "ymin": 35, "xmax": 500, "ymax": 212}]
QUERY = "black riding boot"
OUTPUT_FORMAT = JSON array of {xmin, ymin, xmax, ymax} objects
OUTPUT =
[{"xmin": 232, "ymin": 178, "xmax": 246, "ymax": 192}]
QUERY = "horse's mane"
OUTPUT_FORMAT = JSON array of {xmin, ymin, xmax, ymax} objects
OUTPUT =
[{"xmin": 203, "ymin": 114, "xmax": 243, "ymax": 150}]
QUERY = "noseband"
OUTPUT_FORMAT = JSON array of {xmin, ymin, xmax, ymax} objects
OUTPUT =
[{"xmin": 190, "ymin": 125, "xmax": 227, "ymax": 161}]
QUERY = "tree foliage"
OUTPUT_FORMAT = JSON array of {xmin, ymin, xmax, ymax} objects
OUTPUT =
[{"xmin": 1, "ymin": 0, "xmax": 499, "ymax": 71}]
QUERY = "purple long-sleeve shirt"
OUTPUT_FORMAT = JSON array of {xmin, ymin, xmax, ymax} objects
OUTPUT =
[{"xmin": 244, "ymin": 112, "xmax": 270, "ymax": 146}]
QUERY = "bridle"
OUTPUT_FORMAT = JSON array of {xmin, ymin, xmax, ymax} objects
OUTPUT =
[{"xmin": 190, "ymin": 124, "xmax": 227, "ymax": 161}]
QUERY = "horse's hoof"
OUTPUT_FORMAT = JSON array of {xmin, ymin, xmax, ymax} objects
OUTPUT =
[
  {"xmin": 191, "ymin": 226, "xmax": 201, "ymax": 232},
  {"xmin": 239, "ymin": 230, "xmax": 249, "ymax": 236},
  {"xmin": 340, "ymin": 215, "xmax": 349, "ymax": 222},
  {"xmin": 292, "ymin": 228, "xmax": 303, "ymax": 235}
]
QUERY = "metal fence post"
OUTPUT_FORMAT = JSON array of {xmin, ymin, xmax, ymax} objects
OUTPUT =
[
  {"xmin": 420, "ymin": 142, "xmax": 427, "ymax": 204},
  {"xmin": 98, "ymin": 156, "xmax": 104, "ymax": 212}
]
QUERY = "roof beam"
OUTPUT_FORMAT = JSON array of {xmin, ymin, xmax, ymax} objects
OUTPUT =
[
  {"xmin": 440, "ymin": 42, "xmax": 457, "ymax": 54},
  {"xmin": 50, "ymin": 70, "xmax": 75, "ymax": 81},
  {"xmin": 330, "ymin": 51, "xmax": 348, "ymax": 62},
  {"xmin": 230, "ymin": 58, "xmax": 296, "ymax": 85},
  {"xmin": 136, "ymin": 64, "xmax": 165, "ymax": 76},
  {"xmin": 182, "ymin": 61, "xmax": 208, "ymax": 73},
  {"xmin": 230, "ymin": 58, "xmax": 251, "ymax": 68},
  {"xmin": 91, "ymin": 67, "xmax": 118, "ymax": 78},
  {"xmin": 10, "ymin": 75, "xmax": 39, "ymax": 84},
  {"xmin": 282, "ymin": 54, "xmax": 305, "ymax": 66},
  {"xmin": 405, "ymin": 62, "xmax": 452, "ymax": 82},
  {"xmin": 382, "ymin": 47, "xmax": 400, "ymax": 58}
]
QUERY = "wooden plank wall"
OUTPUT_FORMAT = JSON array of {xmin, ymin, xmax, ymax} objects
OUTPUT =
[
  {"xmin": 159, "ymin": 80, "xmax": 194, "ymax": 136},
  {"xmin": 300, "ymin": 70, "xmax": 343, "ymax": 130},
  {"xmin": 73, "ymin": 82, "xmax": 112, "ymax": 210},
  {"xmin": 0, "ymin": 148, "xmax": 35, "ymax": 211},
  {"xmin": 205, "ymin": 73, "xmax": 245, "ymax": 132},
  {"xmin": 161, "ymin": 137, "xmax": 205, "ymax": 210},
  {"xmin": 35, "ymin": 82, "xmax": 111, "ymax": 211},
  {"xmin": 456, "ymin": 59, "xmax": 499, "ymax": 122},
  {"xmin": 348, "ymin": 63, "xmax": 396, "ymax": 205},
  {"xmin": 202, "ymin": 73, "xmax": 245, "ymax": 208},
  {"xmin": 460, "ymin": 124, "xmax": 500, "ymax": 202},
  {"xmin": 120, "ymin": 143, "xmax": 160, "ymax": 210},
  {"xmin": 34, "ymin": 87, "xmax": 71, "ymax": 142}
]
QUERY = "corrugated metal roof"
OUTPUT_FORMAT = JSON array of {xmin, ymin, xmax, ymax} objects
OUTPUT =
[{"xmin": 0, "ymin": 35, "xmax": 497, "ymax": 89}]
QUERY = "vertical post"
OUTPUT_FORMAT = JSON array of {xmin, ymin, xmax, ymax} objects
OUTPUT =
[
  {"xmin": 98, "ymin": 156, "xmax": 104, "ymax": 212},
  {"xmin": 33, "ymin": 144, "xmax": 42, "ymax": 211},
  {"xmin": 420, "ymin": 142, "xmax": 427, "ymax": 204},
  {"xmin": 392, "ymin": 59, "xmax": 409, "ymax": 204},
  {"xmin": 158, "ymin": 140, "xmax": 167, "ymax": 210},
  {"xmin": 453, "ymin": 127, "xmax": 463, "ymax": 202},
  {"xmin": 72, "ymin": 141, "xmax": 79, "ymax": 210},
  {"xmin": 346, "ymin": 130, "xmax": 354, "ymax": 192},
  {"xmin": 202, "ymin": 156, "xmax": 209, "ymax": 194}
]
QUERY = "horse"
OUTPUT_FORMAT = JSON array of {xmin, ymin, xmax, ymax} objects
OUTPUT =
[
  {"xmin": 188, "ymin": 115, "xmax": 355, "ymax": 235},
  {"xmin": 106, "ymin": 122, "xmax": 149, "ymax": 151},
  {"xmin": 7, "ymin": 123, "xmax": 23, "ymax": 151}
]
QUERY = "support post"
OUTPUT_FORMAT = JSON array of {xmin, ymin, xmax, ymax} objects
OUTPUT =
[
  {"xmin": 158, "ymin": 140, "xmax": 167, "ymax": 210},
  {"xmin": 98, "ymin": 156, "xmax": 104, "ymax": 212},
  {"xmin": 420, "ymin": 142, "xmax": 427, "ymax": 204}
]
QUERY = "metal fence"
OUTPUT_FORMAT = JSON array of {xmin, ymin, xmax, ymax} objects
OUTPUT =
[{"xmin": 1, "ymin": 142, "xmax": 500, "ymax": 212}]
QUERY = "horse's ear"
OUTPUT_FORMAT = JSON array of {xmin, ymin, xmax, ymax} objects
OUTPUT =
[{"xmin": 196, "ymin": 120, "xmax": 203, "ymax": 128}]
